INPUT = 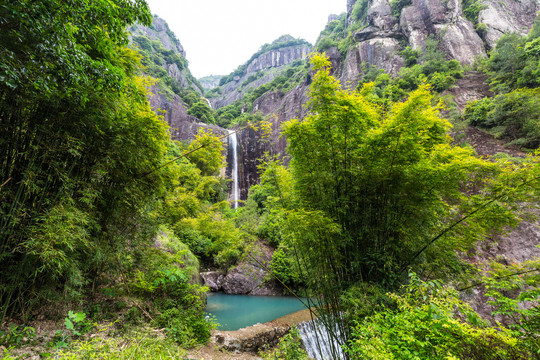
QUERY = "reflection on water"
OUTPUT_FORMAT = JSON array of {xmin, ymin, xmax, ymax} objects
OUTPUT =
[{"xmin": 205, "ymin": 292, "xmax": 306, "ymax": 331}]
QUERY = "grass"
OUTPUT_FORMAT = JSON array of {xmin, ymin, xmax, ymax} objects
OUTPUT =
[{"xmin": 3, "ymin": 327, "xmax": 188, "ymax": 360}]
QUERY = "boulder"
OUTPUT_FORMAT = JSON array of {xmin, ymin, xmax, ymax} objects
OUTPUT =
[
  {"xmin": 221, "ymin": 243, "xmax": 282, "ymax": 296},
  {"xmin": 479, "ymin": 0, "xmax": 540, "ymax": 49},
  {"xmin": 200, "ymin": 271, "xmax": 224, "ymax": 292},
  {"xmin": 200, "ymin": 243, "xmax": 282, "ymax": 296}
]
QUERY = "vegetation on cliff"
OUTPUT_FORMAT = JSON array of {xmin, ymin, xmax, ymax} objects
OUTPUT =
[
  {"xmin": 1, "ymin": 0, "xmax": 539, "ymax": 359},
  {"xmin": 463, "ymin": 18, "xmax": 540, "ymax": 150}
]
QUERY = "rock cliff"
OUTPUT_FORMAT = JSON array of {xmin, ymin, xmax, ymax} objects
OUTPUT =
[
  {"xmin": 130, "ymin": 16, "xmax": 221, "ymax": 141},
  {"xmin": 148, "ymin": 84, "xmax": 226, "ymax": 141},
  {"xmin": 224, "ymin": 0, "xmax": 539, "ymax": 201},
  {"xmin": 210, "ymin": 35, "xmax": 312, "ymax": 109},
  {"xmin": 130, "ymin": 16, "xmax": 202, "ymax": 94}
]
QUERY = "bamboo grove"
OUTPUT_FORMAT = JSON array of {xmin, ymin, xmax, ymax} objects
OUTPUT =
[{"xmin": 245, "ymin": 54, "xmax": 540, "ymax": 358}]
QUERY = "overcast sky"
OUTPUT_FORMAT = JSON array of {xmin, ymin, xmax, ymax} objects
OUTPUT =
[{"xmin": 144, "ymin": 0, "xmax": 347, "ymax": 79}]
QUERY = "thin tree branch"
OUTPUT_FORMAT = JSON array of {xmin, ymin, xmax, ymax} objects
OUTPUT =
[
  {"xmin": 458, "ymin": 267, "xmax": 540, "ymax": 292},
  {"xmin": 401, "ymin": 174, "xmax": 540, "ymax": 274}
]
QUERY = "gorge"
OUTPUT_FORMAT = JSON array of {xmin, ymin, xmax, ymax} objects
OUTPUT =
[{"xmin": 1, "ymin": 0, "xmax": 539, "ymax": 359}]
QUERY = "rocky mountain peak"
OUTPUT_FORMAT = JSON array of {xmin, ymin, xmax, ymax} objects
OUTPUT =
[{"xmin": 131, "ymin": 15, "xmax": 186, "ymax": 58}]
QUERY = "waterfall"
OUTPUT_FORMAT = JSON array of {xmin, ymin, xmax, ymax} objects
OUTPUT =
[
  {"xmin": 228, "ymin": 130, "xmax": 239, "ymax": 209},
  {"xmin": 205, "ymin": 98, "xmax": 213, "ymax": 109},
  {"xmin": 298, "ymin": 319, "xmax": 346, "ymax": 360}
]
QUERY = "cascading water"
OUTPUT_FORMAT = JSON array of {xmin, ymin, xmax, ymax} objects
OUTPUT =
[
  {"xmin": 228, "ymin": 130, "xmax": 239, "ymax": 209},
  {"xmin": 298, "ymin": 319, "xmax": 346, "ymax": 360}
]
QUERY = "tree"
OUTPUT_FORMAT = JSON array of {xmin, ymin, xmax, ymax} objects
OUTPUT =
[
  {"xmin": 0, "ymin": 0, "xmax": 172, "ymax": 319},
  {"xmin": 279, "ymin": 53, "xmax": 537, "ymax": 357},
  {"xmin": 188, "ymin": 100, "xmax": 216, "ymax": 124}
]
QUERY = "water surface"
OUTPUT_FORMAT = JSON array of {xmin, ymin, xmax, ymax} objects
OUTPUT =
[{"xmin": 206, "ymin": 293, "xmax": 306, "ymax": 330}]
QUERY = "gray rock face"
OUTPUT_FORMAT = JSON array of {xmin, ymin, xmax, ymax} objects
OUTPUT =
[
  {"xmin": 200, "ymin": 271, "xmax": 225, "ymax": 292},
  {"xmin": 148, "ymin": 84, "xmax": 226, "ymax": 141},
  {"xmin": 367, "ymin": 0, "xmax": 399, "ymax": 31},
  {"xmin": 201, "ymin": 243, "xmax": 282, "ymax": 296},
  {"xmin": 246, "ymin": 45, "xmax": 311, "ymax": 74},
  {"xmin": 211, "ymin": 41, "xmax": 312, "ymax": 108},
  {"xmin": 228, "ymin": 81, "xmax": 310, "ymax": 201},
  {"xmin": 343, "ymin": 37, "xmax": 405, "ymax": 86},
  {"xmin": 213, "ymin": 325, "xmax": 290, "ymax": 354},
  {"xmin": 400, "ymin": 0, "xmax": 486, "ymax": 65},
  {"xmin": 479, "ymin": 0, "xmax": 540, "ymax": 48},
  {"xmin": 132, "ymin": 16, "xmax": 186, "ymax": 57},
  {"xmin": 211, "ymin": 70, "xmax": 281, "ymax": 109}
]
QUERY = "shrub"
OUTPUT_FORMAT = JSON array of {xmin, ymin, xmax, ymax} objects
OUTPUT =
[{"xmin": 347, "ymin": 274, "xmax": 525, "ymax": 359}]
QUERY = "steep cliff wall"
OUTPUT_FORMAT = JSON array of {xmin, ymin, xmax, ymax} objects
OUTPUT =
[
  {"xmin": 130, "ymin": 16, "xmax": 203, "ymax": 94},
  {"xmin": 222, "ymin": 0, "xmax": 540, "ymax": 203},
  {"xmin": 149, "ymin": 84, "xmax": 225, "ymax": 141},
  {"xmin": 130, "ymin": 16, "xmax": 221, "ymax": 141},
  {"xmin": 210, "ymin": 35, "xmax": 312, "ymax": 109},
  {"xmin": 340, "ymin": 0, "xmax": 540, "ymax": 86},
  {"xmin": 479, "ymin": 0, "xmax": 540, "ymax": 48}
]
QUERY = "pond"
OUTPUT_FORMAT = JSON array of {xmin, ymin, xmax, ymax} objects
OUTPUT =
[{"xmin": 205, "ymin": 292, "xmax": 307, "ymax": 330}]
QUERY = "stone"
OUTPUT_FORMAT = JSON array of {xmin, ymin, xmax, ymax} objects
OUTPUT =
[
  {"xmin": 148, "ymin": 84, "xmax": 226, "ymax": 142},
  {"xmin": 201, "ymin": 271, "xmax": 224, "ymax": 292},
  {"xmin": 220, "ymin": 243, "xmax": 282, "ymax": 296},
  {"xmin": 479, "ymin": 0, "xmax": 540, "ymax": 49},
  {"xmin": 400, "ymin": 0, "xmax": 486, "ymax": 65}
]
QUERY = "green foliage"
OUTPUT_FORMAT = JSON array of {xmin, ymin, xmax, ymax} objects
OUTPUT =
[
  {"xmin": 129, "ymin": 245, "xmax": 214, "ymax": 346},
  {"xmin": 186, "ymin": 129, "xmax": 224, "ymax": 176},
  {"xmin": 284, "ymin": 54, "xmax": 488, "ymax": 285},
  {"xmin": 261, "ymin": 327, "xmax": 310, "ymax": 360},
  {"xmin": 400, "ymin": 46, "xmax": 420, "ymax": 66},
  {"xmin": 64, "ymin": 311, "xmax": 92, "ymax": 337},
  {"xmin": 347, "ymin": 273, "xmax": 525, "ymax": 359},
  {"xmin": 273, "ymin": 53, "xmax": 539, "ymax": 352},
  {"xmin": 315, "ymin": 13, "xmax": 350, "ymax": 57},
  {"xmin": 46, "ymin": 329, "xmax": 188, "ymax": 359},
  {"xmin": 464, "ymin": 89, "xmax": 540, "ymax": 149},
  {"xmin": 401, "ymin": 37, "xmax": 464, "ymax": 92},
  {"xmin": 0, "ymin": 0, "xmax": 174, "ymax": 320},
  {"xmin": 463, "ymin": 97, "xmax": 495, "ymax": 127},
  {"xmin": 390, "ymin": 0, "xmax": 412, "ymax": 17},
  {"xmin": 352, "ymin": 0, "xmax": 370, "ymax": 23},
  {"xmin": 0, "ymin": 325, "xmax": 36, "ymax": 347},
  {"xmin": 483, "ymin": 260, "xmax": 540, "ymax": 356},
  {"xmin": 187, "ymin": 100, "xmax": 215, "ymax": 124},
  {"xmin": 241, "ymin": 71, "xmax": 265, "ymax": 88},
  {"xmin": 359, "ymin": 38, "xmax": 463, "ymax": 102},
  {"xmin": 462, "ymin": 0, "xmax": 486, "ymax": 24},
  {"xmin": 483, "ymin": 24, "xmax": 540, "ymax": 92}
]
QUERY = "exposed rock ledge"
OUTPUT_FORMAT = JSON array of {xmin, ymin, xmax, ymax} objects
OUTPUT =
[{"xmin": 211, "ymin": 309, "xmax": 314, "ymax": 354}]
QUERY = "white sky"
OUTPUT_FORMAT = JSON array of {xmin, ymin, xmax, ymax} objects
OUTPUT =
[{"xmin": 144, "ymin": 0, "xmax": 347, "ymax": 78}]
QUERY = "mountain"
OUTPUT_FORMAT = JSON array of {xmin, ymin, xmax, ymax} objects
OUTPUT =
[
  {"xmin": 208, "ymin": 35, "xmax": 312, "ymax": 110},
  {"xmin": 221, "ymin": 0, "xmax": 540, "ymax": 201},
  {"xmin": 129, "ymin": 16, "xmax": 224, "ymax": 140},
  {"xmin": 199, "ymin": 75, "xmax": 224, "ymax": 90}
]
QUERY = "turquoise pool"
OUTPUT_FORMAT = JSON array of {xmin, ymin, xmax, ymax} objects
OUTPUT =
[{"xmin": 205, "ymin": 293, "xmax": 307, "ymax": 330}]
